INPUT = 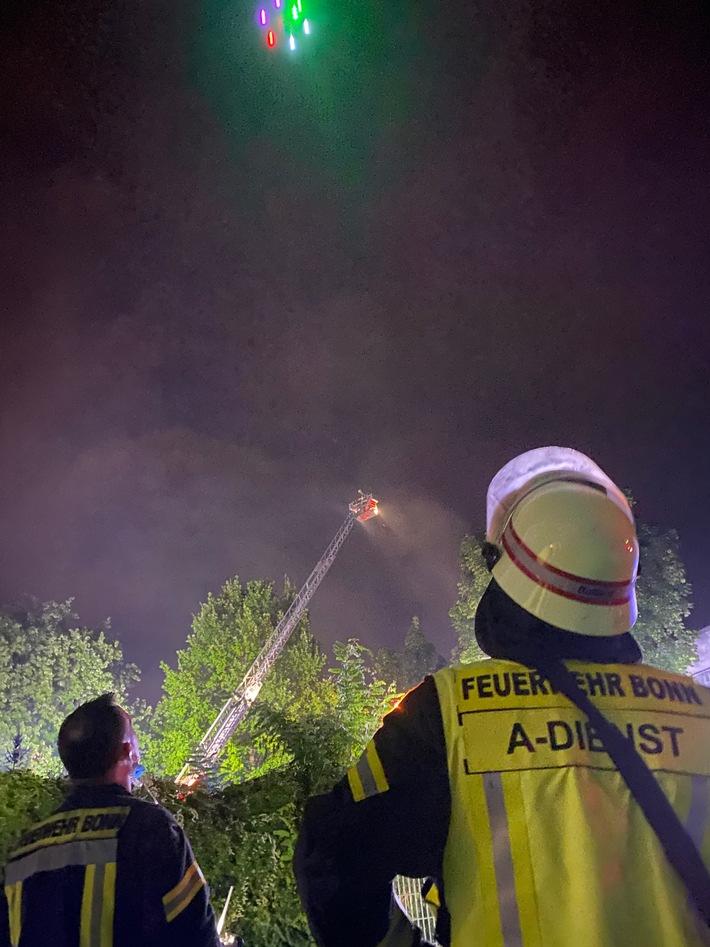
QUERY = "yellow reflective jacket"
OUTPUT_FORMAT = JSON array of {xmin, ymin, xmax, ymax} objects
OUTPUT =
[{"xmin": 434, "ymin": 659, "xmax": 710, "ymax": 947}]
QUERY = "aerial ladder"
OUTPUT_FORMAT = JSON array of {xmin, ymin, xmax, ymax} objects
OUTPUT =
[{"xmin": 176, "ymin": 492, "xmax": 379, "ymax": 785}]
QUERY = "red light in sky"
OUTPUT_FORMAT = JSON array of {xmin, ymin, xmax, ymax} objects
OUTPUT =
[{"xmin": 267, "ymin": 29, "xmax": 275, "ymax": 46}]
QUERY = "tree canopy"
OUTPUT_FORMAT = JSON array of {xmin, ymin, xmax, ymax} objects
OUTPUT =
[
  {"xmin": 449, "ymin": 534, "xmax": 490, "ymax": 665},
  {"xmin": 0, "ymin": 600, "xmax": 139, "ymax": 772},
  {"xmin": 374, "ymin": 617, "xmax": 445, "ymax": 693},
  {"xmin": 330, "ymin": 640, "xmax": 397, "ymax": 761},
  {"xmin": 144, "ymin": 577, "xmax": 338, "ymax": 780},
  {"xmin": 633, "ymin": 521, "xmax": 696, "ymax": 671}
]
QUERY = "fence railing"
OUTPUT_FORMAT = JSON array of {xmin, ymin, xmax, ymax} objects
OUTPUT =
[{"xmin": 393, "ymin": 876, "xmax": 439, "ymax": 944}]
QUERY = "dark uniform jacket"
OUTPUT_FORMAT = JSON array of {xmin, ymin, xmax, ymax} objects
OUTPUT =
[
  {"xmin": 1, "ymin": 783, "xmax": 220, "ymax": 947},
  {"xmin": 295, "ymin": 676, "xmax": 449, "ymax": 947}
]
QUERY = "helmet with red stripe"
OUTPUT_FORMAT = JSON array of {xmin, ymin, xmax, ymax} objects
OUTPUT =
[{"xmin": 485, "ymin": 447, "xmax": 638, "ymax": 637}]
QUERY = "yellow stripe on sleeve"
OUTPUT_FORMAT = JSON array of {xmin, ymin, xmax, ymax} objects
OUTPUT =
[
  {"xmin": 347, "ymin": 765, "xmax": 366, "ymax": 802},
  {"xmin": 164, "ymin": 867, "xmax": 206, "ymax": 922},
  {"xmin": 366, "ymin": 741, "xmax": 389, "ymax": 794},
  {"xmin": 347, "ymin": 740, "xmax": 390, "ymax": 802},
  {"xmin": 162, "ymin": 862, "xmax": 198, "ymax": 909}
]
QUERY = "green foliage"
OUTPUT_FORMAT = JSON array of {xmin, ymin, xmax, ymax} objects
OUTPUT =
[
  {"xmin": 330, "ymin": 640, "xmax": 397, "ymax": 765},
  {"xmin": 141, "ymin": 640, "xmax": 393, "ymax": 943},
  {"xmin": 374, "ymin": 617, "xmax": 444, "ymax": 692},
  {"xmin": 0, "ymin": 600, "xmax": 140, "ymax": 773},
  {"xmin": 138, "ymin": 771, "xmax": 314, "ymax": 945},
  {"xmin": 221, "ymin": 640, "xmax": 396, "ymax": 804},
  {"xmin": 450, "ymin": 520, "xmax": 698, "ymax": 673},
  {"xmin": 0, "ymin": 771, "xmax": 65, "ymax": 870},
  {"xmin": 449, "ymin": 533, "xmax": 490, "ymax": 665},
  {"xmin": 633, "ymin": 522, "xmax": 696, "ymax": 672},
  {"xmin": 4, "ymin": 734, "xmax": 29, "ymax": 770},
  {"xmin": 145, "ymin": 578, "xmax": 337, "ymax": 780},
  {"xmin": 125, "ymin": 640, "xmax": 391, "ymax": 943}
]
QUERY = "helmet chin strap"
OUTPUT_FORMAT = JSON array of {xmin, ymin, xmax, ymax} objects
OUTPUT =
[{"xmin": 481, "ymin": 541, "xmax": 501, "ymax": 572}]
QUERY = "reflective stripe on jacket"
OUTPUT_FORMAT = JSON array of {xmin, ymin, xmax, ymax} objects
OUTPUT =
[
  {"xmin": 2, "ymin": 784, "xmax": 219, "ymax": 947},
  {"xmin": 434, "ymin": 659, "xmax": 710, "ymax": 947}
]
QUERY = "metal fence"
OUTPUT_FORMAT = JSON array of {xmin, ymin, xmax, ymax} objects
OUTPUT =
[{"xmin": 393, "ymin": 876, "xmax": 439, "ymax": 944}]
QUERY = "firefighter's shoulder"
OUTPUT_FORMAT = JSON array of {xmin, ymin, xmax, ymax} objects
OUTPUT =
[
  {"xmin": 346, "ymin": 675, "xmax": 446, "ymax": 803},
  {"xmin": 121, "ymin": 796, "xmax": 186, "ymax": 849}
]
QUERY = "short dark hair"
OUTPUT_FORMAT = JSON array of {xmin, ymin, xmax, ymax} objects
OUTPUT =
[{"xmin": 58, "ymin": 693, "xmax": 127, "ymax": 779}]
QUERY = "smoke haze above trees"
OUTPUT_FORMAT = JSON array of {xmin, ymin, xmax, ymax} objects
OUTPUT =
[{"xmin": 1, "ymin": 0, "xmax": 708, "ymax": 703}]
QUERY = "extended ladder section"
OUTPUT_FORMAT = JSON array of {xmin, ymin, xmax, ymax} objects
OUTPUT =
[{"xmin": 176, "ymin": 492, "xmax": 378, "ymax": 784}]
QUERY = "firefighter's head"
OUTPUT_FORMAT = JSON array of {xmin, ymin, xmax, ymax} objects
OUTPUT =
[
  {"xmin": 58, "ymin": 692, "xmax": 141, "ymax": 790},
  {"xmin": 475, "ymin": 447, "xmax": 642, "ymax": 664}
]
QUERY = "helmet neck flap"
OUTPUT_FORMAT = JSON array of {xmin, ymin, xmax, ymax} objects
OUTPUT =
[{"xmin": 475, "ymin": 579, "xmax": 642, "ymax": 666}]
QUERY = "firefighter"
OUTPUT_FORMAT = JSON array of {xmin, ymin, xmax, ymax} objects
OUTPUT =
[
  {"xmin": 294, "ymin": 447, "xmax": 710, "ymax": 946},
  {"xmin": 1, "ymin": 693, "xmax": 220, "ymax": 947}
]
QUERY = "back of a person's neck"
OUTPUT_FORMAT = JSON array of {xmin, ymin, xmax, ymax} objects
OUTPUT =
[{"xmin": 70, "ymin": 779, "xmax": 128, "ymax": 792}]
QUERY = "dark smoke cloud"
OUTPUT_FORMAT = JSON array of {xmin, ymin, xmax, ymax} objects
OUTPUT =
[{"xmin": 1, "ymin": 0, "xmax": 709, "ymax": 703}]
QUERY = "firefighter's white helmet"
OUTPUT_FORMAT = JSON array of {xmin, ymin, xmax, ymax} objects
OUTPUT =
[{"xmin": 486, "ymin": 447, "xmax": 638, "ymax": 636}]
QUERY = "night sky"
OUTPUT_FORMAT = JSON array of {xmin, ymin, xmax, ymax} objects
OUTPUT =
[{"xmin": 2, "ymin": 0, "xmax": 709, "ymax": 704}]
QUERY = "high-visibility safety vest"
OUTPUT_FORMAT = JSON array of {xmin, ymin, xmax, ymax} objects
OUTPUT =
[{"xmin": 434, "ymin": 658, "xmax": 710, "ymax": 947}]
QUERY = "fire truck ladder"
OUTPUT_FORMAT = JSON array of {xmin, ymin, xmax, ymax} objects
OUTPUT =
[{"xmin": 176, "ymin": 492, "xmax": 378, "ymax": 784}]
